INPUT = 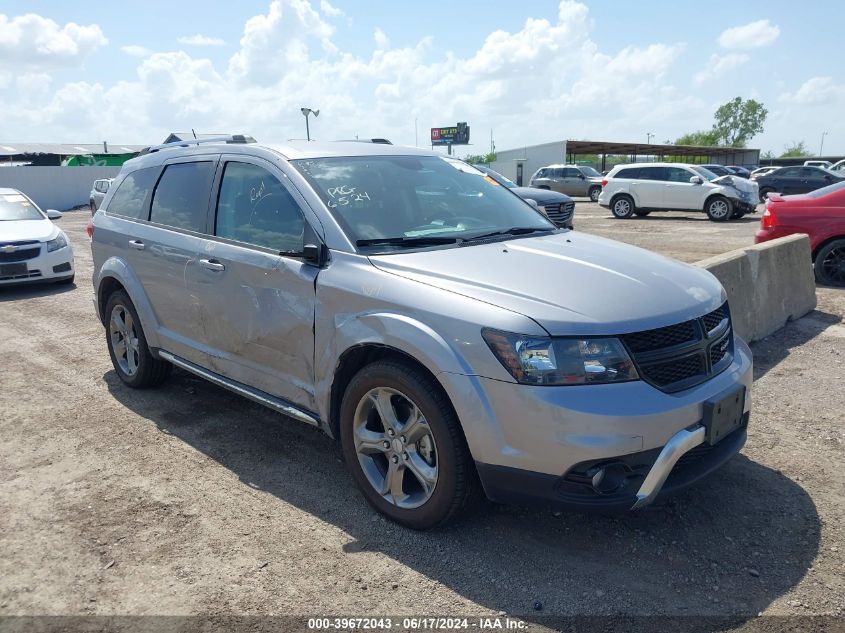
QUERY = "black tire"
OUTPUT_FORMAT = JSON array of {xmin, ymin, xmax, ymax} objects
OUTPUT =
[
  {"xmin": 759, "ymin": 188, "xmax": 773, "ymax": 203},
  {"xmin": 339, "ymin": 359, "xmax": 477, "ymax": 530},
  {"xmin": 610, "ymin": 194, "xmax": 635, "ymax": 219},
  {"xmin": 104, "ymin": 290, "xmax": 171, "ymax": 388},
  {"xmin": 588, "ymin": 186, "xmax": 601, "ymax": 202},
  {"xmin": 814, "ymin": 239, "xmax": 845, "ymax": 287},
  {"xmin": 705, "ymin": 195, "xmax": 732, "ymax": 222},
  {"xmin": 634, "ymin": 210, "xmax": 651, "ymax": 217},
  {"xmin": 89, "ymin": 200, "xmax": 96, "ymax": 213},
  {"xmin": 730, "ymin": 209, "xmax": 745, "ymax": 219}
]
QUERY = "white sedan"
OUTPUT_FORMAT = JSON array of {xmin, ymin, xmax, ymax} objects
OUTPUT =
[{"xmin": 0, "ymin": 188, "xmax": 75, "ymax": 285}]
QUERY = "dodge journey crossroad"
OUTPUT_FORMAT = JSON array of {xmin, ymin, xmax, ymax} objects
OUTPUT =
[{"xmin": 91, "ymin": 137, "xmax": 752, "ymax": 529}]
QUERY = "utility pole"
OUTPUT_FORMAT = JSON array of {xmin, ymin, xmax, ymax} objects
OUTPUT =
[
  {"xmin": 820, "ymin": 131, "xmax": 828, "ymax": 156},
  {"xmin": 646, "ymin": 132, "xmax": 654, "ymax": 144}
]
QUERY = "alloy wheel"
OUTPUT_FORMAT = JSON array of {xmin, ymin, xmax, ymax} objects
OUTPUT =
[
  {"xmin": 709, "ymin": 199, "xmax": 729, "ymax": 219},
  {"xmin": 821, "ymin": 245, "xmax": 845, "ymax": 285},
  {"xmin": 352, "ymin": 387, "xmax": 438, "ymax": 509},
  {"xmin": 109, "ymin": 304, "xmax": 140, "ymax": 376}
]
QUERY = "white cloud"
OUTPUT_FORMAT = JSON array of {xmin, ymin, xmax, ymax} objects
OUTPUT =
[
  {"xmin": 0, "ymin": 12, "xmax": 107, "ymax": 69},
  {"xmin": 694, "ymin": 53, "xmax": 749, "ymax": 83},
  {"xmin": 779, "ymin": 77, "xmax": 845, "ymax": 105},
  {"xmin": 177, "ymin": 34, "xmax": 226, "ymax": 46},
  {"xmin": 320, "ymin": 0, "xmax": 344, "ymax": 17},
  {"xmin": 1, "ymin": 1, "xmax": 704, "ymax": 148},
  {"xmin": 718, "ymin": 19, "xmax": 780, "ymax": 49},
  {"xmin": 121, "ymin": 44, "xmax": 153, "ymax": 58}
]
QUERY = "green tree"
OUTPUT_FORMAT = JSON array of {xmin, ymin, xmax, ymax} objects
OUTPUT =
[
  {"xmin": 780, "ymin": 141, "xmax": 810, "ymax": 158},
  {"xmin": 761, "ymin": 150, "xmax": 775, "ymax": 159},
  {"xmin": 463, "ymin": 152, "xmax": 497, "ymax": 165},
  {"xmin": 711, "ymin": 97, "xmax": 768, "ymax": 147},
  {"xmin": 675, "ymin": 130, "xmax": 720, "ymax": 146}
]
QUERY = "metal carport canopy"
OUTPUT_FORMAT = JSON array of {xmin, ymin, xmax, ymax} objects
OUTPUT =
[{"xmin": 564, "ymin": 140, "xmax": 750, "ymax": 157}]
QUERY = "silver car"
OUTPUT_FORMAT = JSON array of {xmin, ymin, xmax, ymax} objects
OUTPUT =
[
  {"xmin": 92, "ymin": 137, "xmax": 752, "ymax": 529},
  {"xmin": 529, "ymin": 164, "xmax": 604, "ymax": 201}
]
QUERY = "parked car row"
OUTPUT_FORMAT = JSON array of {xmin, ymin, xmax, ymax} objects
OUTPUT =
[{"xmin": 753, "ymin": 165, "xmax": 844, "ymax": 202}]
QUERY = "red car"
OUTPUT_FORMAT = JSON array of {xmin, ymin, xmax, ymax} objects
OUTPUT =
[{"xmin": 755, "ymin": 181, "xmax": 845, "ymax": 286}]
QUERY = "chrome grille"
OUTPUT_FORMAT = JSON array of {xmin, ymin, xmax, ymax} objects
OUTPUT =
[
  {"xmin": 621, "ymin": 302, "xmax": 733, "ymax": 393},
  {"xmin": 542, "ymin": 201, "xmax": 574, "ymax": 226}
]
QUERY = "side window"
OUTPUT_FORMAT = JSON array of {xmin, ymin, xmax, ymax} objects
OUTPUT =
[
  {"xmin": 105, "ymin": 167, "xmax": 158, "ymax": 219},
  {"xmin": 150, "ymin": 162, "xmax": 214, "ymax": 232},
  {"xmin": 666, "ymin": 167, "xmax": 693, "ymax": 183},
  {"xmin": 215, "ymin": 162, "xmax": 305, "ymax": 253},
  {"xmin": 562, "ymin": 168, "xmax": 581, "ymax": 178},
  {"xmin": 800, "ymin": 167, "xmax": 821, "ymax": 178},
  {"xmin": 551, "ymin": 167, "xmax": 564, "ymax": 178},
  {"xmin": 616, "ymin": 168, "xmax": 640, "ymax": 180},
  {"xmin": 535, "ymin": 168, "xmax": 548, "ymax": 178},
  {"xmin": 639, "ymin": 167, "xmax": 668, "ymax": 181},
  {"xmin": 779, "ymin": 167, "xmax": 800, "ymax": 177}
]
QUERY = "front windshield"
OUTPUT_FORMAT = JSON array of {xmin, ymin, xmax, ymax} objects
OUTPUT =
[
  {"xmin": 807, "ymin": 180, "xmax": 845, "ymax": 198},
  {"xmin": 691, "ymin": 166, "xmax": 719, "ymax": 182},
  {"xmin": 579, "ymin": 166, "xmax": 602, "ymax": 178},
  {"xmin": 0, "ymin": 193, "xmax": 43, "ymax": 221},
  {"xmin": 293, "ymin": 155, "xmax": 554, "ymax": 250}
]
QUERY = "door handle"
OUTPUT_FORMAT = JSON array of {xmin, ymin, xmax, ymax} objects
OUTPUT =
[
  {"xmin": 128, "ymin": 239, "xmax": 145, "ymax": 250},
  {"xmin": 199, "ymin": 258, "xmax": 225, "ymax": 272}
]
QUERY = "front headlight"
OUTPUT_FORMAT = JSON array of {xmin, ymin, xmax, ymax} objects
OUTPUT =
[
  {"xmin": 482, "ymin": 328, "xmax": 639, "ymax": 386},
  {"xmin": 46, "ymin": 233, "xmax": 67, "ymax": 252}
]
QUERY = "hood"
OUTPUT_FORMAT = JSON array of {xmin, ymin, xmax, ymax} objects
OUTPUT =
[
  {"xmin": 511, "ymin": 187, "xmax": 573, "ymax": 205},
  {"xmin": 369, "ymin": 232, "xmax": 725, "ymax": 336},
  {"xmin": 0, "ymin": 218, "xmax": 57, "ymax": 243},
  {"xmin": 713, "ymin": 175, "xmax": 758, "ymax": 196}
]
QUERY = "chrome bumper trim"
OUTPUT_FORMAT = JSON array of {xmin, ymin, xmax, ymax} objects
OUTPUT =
[{"xmin": 631, "ymin": 424, "xmax": 706, "ymax": 510}]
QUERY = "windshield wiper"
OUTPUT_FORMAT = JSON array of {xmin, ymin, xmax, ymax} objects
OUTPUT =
[
  {"xmin": 356, "ymin": 235, "xmax": 463, "ymax": 248},
  {"xmin": 463, "ymin": 227, "xmax": 555, "ymax": 242}
]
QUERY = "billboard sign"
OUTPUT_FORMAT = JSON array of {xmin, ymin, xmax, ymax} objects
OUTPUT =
[{"xmin": 431, "ymin": 122, "xmax": 470, "ymax": 146}]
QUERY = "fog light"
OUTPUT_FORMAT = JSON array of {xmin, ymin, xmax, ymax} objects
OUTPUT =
[
  {"xmin": 53, "ymin": 262, "xmax": 71, "ymax": 273},
  {"xmin": 590, "ymin": 462, "xmax": 629, "ymax": 495}
]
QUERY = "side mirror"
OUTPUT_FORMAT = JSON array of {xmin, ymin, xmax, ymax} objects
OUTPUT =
[
  {"xmin": 46, "ymin": 209, "xmax": 63, "ymax": 219},
  {"xmin": 303, "ymin": 243, "xmax": 328, "ymax": 266},
  {"xmin": 689, "ymin": 176, "xmax": 703, "ymax": 185}
]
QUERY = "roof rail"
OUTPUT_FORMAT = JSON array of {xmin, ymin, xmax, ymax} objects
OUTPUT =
[{"xmin": 145, "ymin": 134, "xmax": 256, "ymax": 154}]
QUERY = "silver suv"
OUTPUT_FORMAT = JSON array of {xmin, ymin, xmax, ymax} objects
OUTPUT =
[
  {"xmin": 529, "ymin": 164, "xmax": 604, "ymax": 201},
  {"xmin": 92, "ymin": 137, "xmax": 752, "ymax": 529}
]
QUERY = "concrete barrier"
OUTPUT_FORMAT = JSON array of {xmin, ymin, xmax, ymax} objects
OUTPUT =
[{"xmin": 695, "ymin": 234, "xmax": 817, "ymax": 342}]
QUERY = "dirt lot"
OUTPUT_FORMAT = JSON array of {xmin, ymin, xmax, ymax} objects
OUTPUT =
[{"xmin": 1, "ymin": 205, "xmax": 843, "ymax": 631}]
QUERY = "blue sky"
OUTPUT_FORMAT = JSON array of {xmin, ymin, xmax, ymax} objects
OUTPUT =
[{"xmin": 1, "ymin": 0, "xmax": 843, "ymax": 155}]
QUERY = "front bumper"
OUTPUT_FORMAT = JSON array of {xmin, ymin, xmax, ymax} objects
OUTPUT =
[
  {"xmin": 439, "ymin": 334, "xmax": 752, "ymax": 511},
  {"xmin": 0, "ymin": 244, "xmax": 75, "ymax": 285}
]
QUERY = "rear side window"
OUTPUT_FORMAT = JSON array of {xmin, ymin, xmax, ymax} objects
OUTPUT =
[
  {"xmin": 215, "ymin": 162, "xmax": 305, "ymax": 253},
  {"xmin": 638, "ymin": 167, "xmax": 668, "ymax": 181},
  {"xmin": 778, "ymin": 167, "xmax": 801, "ymax": 177},
  {"xmin": 150, "ymin": 162, "xmax": 215, "ymax": 232},
  {"xmin": 614, "ymin": 167, "xmax": 640, "ymax": 179},
  {"xmin": 106, "ymin": 167, "xmax": 158, "ymax": 219}
]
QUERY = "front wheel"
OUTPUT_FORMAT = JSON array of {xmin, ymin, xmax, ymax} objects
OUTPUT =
[
  {"xmin": 611, "ymin": 195, "xmax": 635, "ymax": 219},
  {"xmin": 105, "ymin": 290, "xmax": 172, "ymax": 388},
  {"xmin": 814, "ymin": 239, "xmax": 845, "ymax": 287},
  {"xmin": 339, "ymin": 360, "xmax": 476, "ymax": 529},
  {"xmin": 705, "ymin": 196, "xmax": 732, "ymax": 222},
  {"xmin": 588, "ymin": 186, "xmax": 601, "ymax": 202},
  {"xmin": 759, "ymin": 188, "xmax": 773, "ymax": 203}
]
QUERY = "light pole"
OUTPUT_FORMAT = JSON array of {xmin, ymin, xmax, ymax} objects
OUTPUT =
[
  {"xmin": 300, "ymin": 107, "xmax": 319, "ymax": 141},
  {"xmin": 646, "ymin": 132, "xmax": 654, "ymax": 144},
  {"xmin": 820, "ymin": 131, "xmax": 828, "ymax": 156}
]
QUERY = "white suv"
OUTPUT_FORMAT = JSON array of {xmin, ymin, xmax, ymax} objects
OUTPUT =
[{"xmin": 598, "ymin": 163, "xmax": 759, "ymax": 222}]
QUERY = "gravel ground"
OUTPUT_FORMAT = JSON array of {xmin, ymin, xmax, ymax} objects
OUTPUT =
[{"xmin": 0, "ymin": 206, "xmax": 843, "ymax": 631}]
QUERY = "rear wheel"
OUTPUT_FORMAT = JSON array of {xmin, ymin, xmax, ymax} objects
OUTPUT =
[
  {"xmin": 814, "ymin": 239, "xmax": 845, "ymax": 287},
  {"xmin": 588, "ymin": 186, "xmax": 601, "ymax": 202},
  {"xmin": 105, "ymin": 290, "xmax": 171, "ymax": 388},
  {"xmin": 610, "ymin": 195, "xmax": 636, "ymax": 219},
  {"xmin": 339, "ymin": 360, "xmax": 476, "ymax": 530},
  {"xmin": 759, "ymin": 188, "xmax": 774, "ymax": 203},
  {"xmin": 705, "ymin": 196, "xmax": 732, "ymax": 222},
  {"xmin": 89, "ymin": 200, "xmax": 96, "ymax": 213}
]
